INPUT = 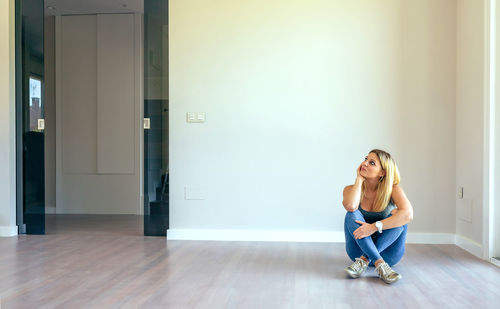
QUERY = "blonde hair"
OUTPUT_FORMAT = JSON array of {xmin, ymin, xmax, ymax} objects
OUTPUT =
[{"xmin": 361, "ymin": 149, "xmax": 400, "ymax": 212}]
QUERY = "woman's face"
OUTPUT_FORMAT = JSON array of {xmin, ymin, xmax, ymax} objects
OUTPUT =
[{"xmin": 360, "ymin": 152, "xmax": 385, "ymax": 179}]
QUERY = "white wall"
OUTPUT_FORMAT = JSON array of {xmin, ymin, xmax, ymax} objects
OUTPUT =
[
  {"xmin": 398, "ymin": 0, "xmax": 457, "ymax": 236},
  {"xmin": 1, "ymin": 0, "xmax": 493, "ymax": 247},
  {"xmin": 168, "ymin": 0, "xmax": 457, "ymax": 239},
  {"xmin": 455, "ymin": 0, "xmax": 486, "ymax": 253},
  {"xmin": 0, "ymin": 0, "xmax": 17, "ymax": 236}
]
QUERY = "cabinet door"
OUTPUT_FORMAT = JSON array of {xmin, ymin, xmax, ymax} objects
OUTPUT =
[
  {"xmin": 97, "ymin": 14, "xmax": 135, "ymax": 175},
  {"xmin": 57, "ymin": 14, "xmax": 140, "ymax": 215}
]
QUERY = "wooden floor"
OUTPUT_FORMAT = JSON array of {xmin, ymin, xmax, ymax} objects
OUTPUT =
[{"xmin": 0, "ymin": 215, "xmax": 498, "ymax": 309}]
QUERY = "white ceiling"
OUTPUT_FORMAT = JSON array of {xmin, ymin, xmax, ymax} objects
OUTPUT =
[{"xmin": 44, "ymin": 0, "xmax": 144, "ymax": 16}]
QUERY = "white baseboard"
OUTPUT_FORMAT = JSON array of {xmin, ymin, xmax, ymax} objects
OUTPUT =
[
  {"xmin": 0, "ymin": 225, "xmax": 18, "ymax": 237},
  {"xmin": 405, "ymin": 233, "xmax": 456, "ymax": 244},
  {"xmin": 166, "ymin": 229, "xmax": 456, "ymax": 244},
  {"xmin": 167, "ymin": 229, "xmax": 345, "ymax": 243},
  {"xmin": 455, "ymin": 234, "xmax": 483, "ymax": 258}
]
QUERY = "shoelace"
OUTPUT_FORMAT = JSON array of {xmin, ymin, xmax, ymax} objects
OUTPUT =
[
  {"xmin": 377, "ymin": 262, "xmax": 393, "ymax": 275},
  {"xmin": 351, "ymin": 258, "xmax": 366, "ymax": 271}
]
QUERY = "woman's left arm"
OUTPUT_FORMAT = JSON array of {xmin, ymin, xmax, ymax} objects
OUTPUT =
[{"xmin": 379, "ymin": 184, "xmax": 413, "ymax": 229}]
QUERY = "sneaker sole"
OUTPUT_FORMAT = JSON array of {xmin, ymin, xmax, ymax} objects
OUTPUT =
[
  {"xmin": 380, "ymin": 274, "xmax": 402, "ymax": 284},
  {"xmin": 345, "ymin": 269, "xmax": 362, "ymax": 279}
]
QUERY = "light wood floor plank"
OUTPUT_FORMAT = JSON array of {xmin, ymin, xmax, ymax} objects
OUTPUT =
[{"xmin": 0, "ymin": 215, "xmax": 498, "ymax": 308}]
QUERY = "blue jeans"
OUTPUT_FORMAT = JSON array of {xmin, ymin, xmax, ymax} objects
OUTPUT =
[{"xmin": 344, "ymin": 209, "xmax": 407, "ymax": 266}]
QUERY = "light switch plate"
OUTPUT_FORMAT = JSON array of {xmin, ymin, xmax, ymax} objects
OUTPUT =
[
  {"xmin": 143, "ymin": 118, "xmax": 150, "ymax": 129},
  {"xmin": 186, "ymin": 112, "xmax": 206, "ymax": 123}
]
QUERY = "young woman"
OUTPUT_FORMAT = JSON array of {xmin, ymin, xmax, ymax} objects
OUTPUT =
[{"xmin": 342, "ymin": 149, "xmax": 413, "ymax": 284}]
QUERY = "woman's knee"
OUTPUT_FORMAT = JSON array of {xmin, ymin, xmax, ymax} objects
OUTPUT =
[
  {"xmin": 385, "ymin": 224, "xmax": 405, "ymax": 235},
  {"xmin": 398, "ymin": 224, "xmax": 408, "ymax": 238},
  {"xmin": 344, "ymin": 210, "xmax": 364, "ymax": 233},
  {"xmin": 384, "ymin": 224, "xmax": 408, "ymax": 237},
  {"xmin": 344, "ymin": 209, "xmax": 363, "ymax": 222}
]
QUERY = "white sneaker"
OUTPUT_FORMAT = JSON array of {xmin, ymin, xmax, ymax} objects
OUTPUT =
[
  {"xmin": 375, "ymin": 261, "xmax": 402, "ymax": 284},
  {"xmin": 345, "ymin": 258, "xmax": 368, "ymax": 278}
]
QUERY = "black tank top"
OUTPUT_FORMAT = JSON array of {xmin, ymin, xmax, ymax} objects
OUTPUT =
[{"xmin": 359, "ymin": 201, "xmax": 396, "ymax": 224}]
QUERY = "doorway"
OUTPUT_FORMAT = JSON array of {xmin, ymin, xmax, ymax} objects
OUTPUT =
[{"xmin": 15, "ymin": 0, "xmax": 169, "ymax": 236}]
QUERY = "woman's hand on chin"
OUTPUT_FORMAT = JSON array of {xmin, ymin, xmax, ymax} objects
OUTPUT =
[
  {"xmin": 353, "ymin": 221, "xmax": 377, "ymax": 239},
  {"xmin": 356, "ymin": 164, "xmax": 366, "ymax": 182}
]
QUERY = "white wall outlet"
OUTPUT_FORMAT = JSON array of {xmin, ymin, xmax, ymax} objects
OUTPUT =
[
  {"xmin": 186, "ymin": 112, "xmax": 206, "ymax": 123},
  {"xmin": 184, "ymin": 186, "xmax": 207, "ymax": 200},
  {"xmin": 457, "ymin": 186, "xmax": 463, "ymax": 199}
]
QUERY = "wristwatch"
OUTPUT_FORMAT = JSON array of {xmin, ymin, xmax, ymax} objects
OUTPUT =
[{"xmin": 375, "ymin": 221, "xmax": 383, "ymax": 233}]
